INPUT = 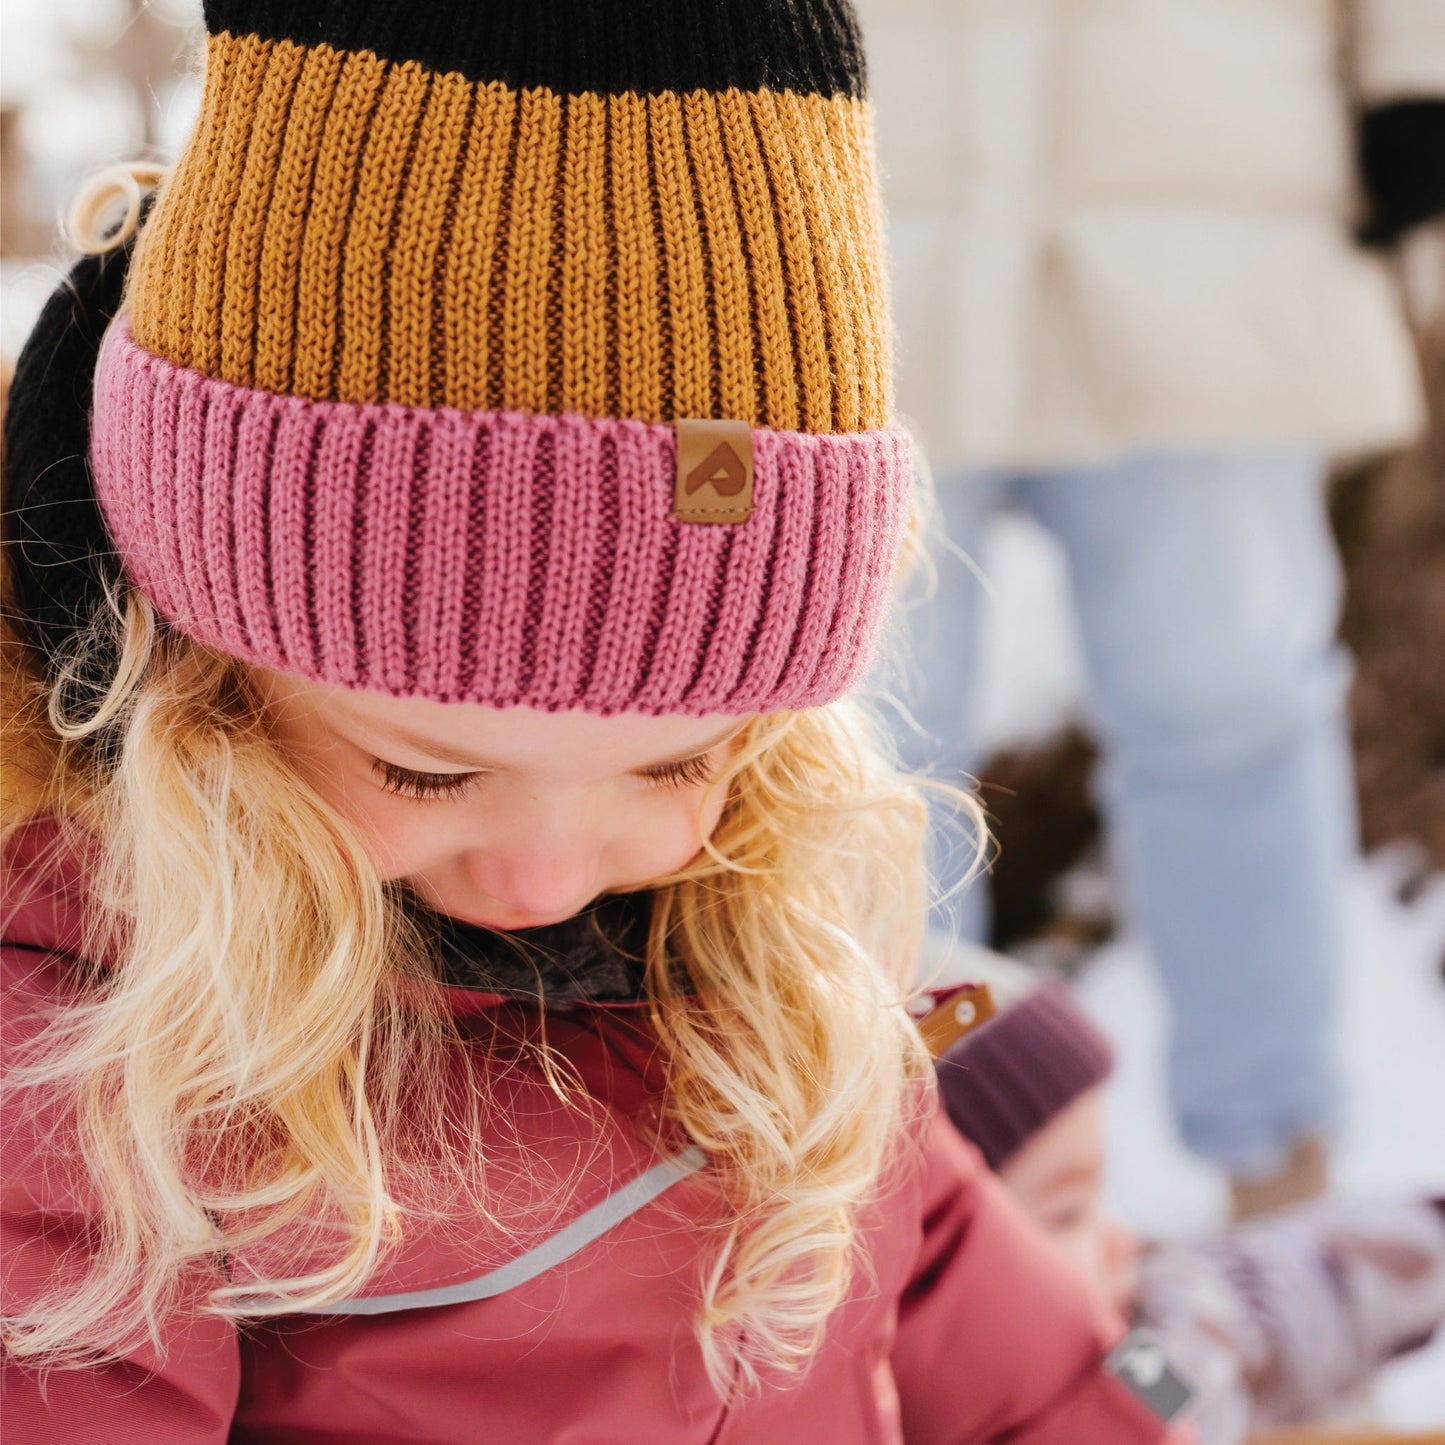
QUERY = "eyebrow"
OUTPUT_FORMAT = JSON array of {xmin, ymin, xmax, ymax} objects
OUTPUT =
[
  {"xmin": 347, "ymin": 717, "xmax": 748, "ymax": 772},
  {"xmin": 1031, "ymin": 1161, "xmax": 1104, "ymax": 1198}
]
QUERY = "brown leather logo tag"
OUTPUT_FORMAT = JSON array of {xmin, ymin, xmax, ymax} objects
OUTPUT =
[{"xmin": 673, "ymin": 419, "xmax": 754, "ymax": 524}]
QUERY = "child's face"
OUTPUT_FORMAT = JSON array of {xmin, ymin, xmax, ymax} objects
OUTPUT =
[
  {"xmin": 996, "ymin": 1087, "xmax": 1140, "ymax": 1318},
  {"xmin": 254, "ymin": 669, "xmax": 747, "ymax": 931}
]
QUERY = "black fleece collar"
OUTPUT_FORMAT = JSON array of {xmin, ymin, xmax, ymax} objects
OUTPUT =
[{"xmin": 395, "ymin": 887, "xmax": 653, "ymax": 1006}]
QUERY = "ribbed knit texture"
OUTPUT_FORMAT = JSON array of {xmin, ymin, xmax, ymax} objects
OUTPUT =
[
  {"xmin": 19, "ymin": 0, "xmax": 914, "ymax": 714},
  {"xmin": 935, "ymin": 982, "xmax": 1116, "ymax": 1172},
  {"xmin": 93, "ymin": 321, "xmax": 909, "ymax": 713},
  {"xmin": 128, "ymin": 32, "xmax": 891, "ymax": 428}
]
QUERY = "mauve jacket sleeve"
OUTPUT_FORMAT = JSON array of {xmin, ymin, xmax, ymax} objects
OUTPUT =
[
  {"xmin": 891, "ymin": 1108, "xmax": 1188, "ymax": 1445},
  {"xmin": 1, "ymin": 945, "xmax": 242, "ymax": 1444}
]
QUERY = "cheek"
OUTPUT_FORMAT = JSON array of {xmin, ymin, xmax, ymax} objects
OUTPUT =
[
  {"xmin": 1015, "ymin": 1195, "xmax": 1105, "ymax": 1301},
  {"xmin": 1052, "ymin": 1216, "xmax": 1121, "ymax": 1311},
  {"xmin": 613, "ymin": 786, "xmax": 728, "ymax": 880},
  {"xmin": 1045, "ymin": 1221, "xmax": 1097, "ymax": 1285},
  {"xmin": 353, "ymin": 804, "xmax": 455, "ymax": 879},
  {"xmin": 289, "ymin": 756, "xmax": 448, "ymax": 879},
  {"xmin": 696, "ymin": 783, "xmax": 730, "ymax": 844}
]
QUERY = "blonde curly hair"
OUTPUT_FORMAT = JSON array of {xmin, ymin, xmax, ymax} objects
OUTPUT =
[{"xmin": 2, "ymin": 569, "xmax": 980, "ymax": 1397}]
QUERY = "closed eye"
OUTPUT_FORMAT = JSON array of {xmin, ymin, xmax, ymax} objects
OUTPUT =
[
  {"xmin": 369, "ymin": 750, "xmax": 721, "ymax": 799},
  {"xmin": 639, "ymin": 753, "xmax": 718, "ymax": 790},
  {"xmin": 371, "ymin": 759, "xmax": 481, "ymax": 801}
]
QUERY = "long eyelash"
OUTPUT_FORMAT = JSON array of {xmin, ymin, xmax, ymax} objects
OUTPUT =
[
  {"xmin": 371, "ymin": 759, "xmax": 479, "ymax": 801},
  {"xmin": 642, "ymin": 754, "xmax": 717, "ymax": 790}
]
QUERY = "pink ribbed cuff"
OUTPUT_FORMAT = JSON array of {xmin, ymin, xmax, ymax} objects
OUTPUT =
[{"xmin": 90, "ymin": 323, "xmax": 911, "ymax": 715}]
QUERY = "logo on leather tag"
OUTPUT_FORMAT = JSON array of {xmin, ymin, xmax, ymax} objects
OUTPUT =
[{"xmin": 673, "ymin": 419, "xmax": 754, "ymax": 524}]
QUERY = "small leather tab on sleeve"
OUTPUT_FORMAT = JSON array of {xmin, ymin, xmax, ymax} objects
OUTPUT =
[
  {"xmin": 1104, "ymin": 1329, "xmax": 1195, "ymax": 1424},
  {"xmin": 996, "ymin": 1340, "xmax": 1195, "ymax": 1445},
  {"xmin": 915, "ymin": 983, "xmax": 997, "ymax": 1058}
]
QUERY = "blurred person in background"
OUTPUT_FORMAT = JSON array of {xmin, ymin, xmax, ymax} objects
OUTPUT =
[
  {"xmin": 934, "ymin": 965, "xmax": 1445, "ymax": 1443},
  {"xmin": 853, "ymin": 0, "xmax": 1445, "ymax": 1216}
]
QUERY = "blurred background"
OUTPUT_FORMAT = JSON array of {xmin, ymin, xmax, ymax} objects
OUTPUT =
[
  {"xmin": 851, "ymin": 2, "xmax": 1445, "ymax": 1430},
  {"xmin": 2, "ymin": 0, "xmax": 1443, "ymax": 1434}
]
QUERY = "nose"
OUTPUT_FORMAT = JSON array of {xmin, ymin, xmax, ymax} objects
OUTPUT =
[
  {"xmin": 1100, "ymin": 1214, "xmax": 1140, "ymax": 1317},
  {"xmin": 461, "ymin": 803, "xmax": 603, "ymax": 922}
]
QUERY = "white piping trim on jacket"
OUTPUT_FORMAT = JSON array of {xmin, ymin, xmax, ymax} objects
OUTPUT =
[{"xmin": 318, "ymin": 1146, "xmax": 709, "ymax": 1316}]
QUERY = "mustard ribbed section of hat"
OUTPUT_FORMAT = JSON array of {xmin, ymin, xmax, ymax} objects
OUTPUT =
[{"xmin": 127, "ymin": 29, "xmax": 892, "ymax": 434}]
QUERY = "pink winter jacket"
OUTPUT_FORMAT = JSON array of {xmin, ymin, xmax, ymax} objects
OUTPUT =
[{"xmin": 2, "ymin": 818, "xmax": 1184, "ymax": 1444}]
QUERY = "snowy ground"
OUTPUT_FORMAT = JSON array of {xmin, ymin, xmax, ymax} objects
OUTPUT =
[
  {"xmin": 977, "ymin": 512, "xmax": 1445, "ymax": 1427},
  {"xmin": 1078, "ymin": 864, "xmax": 1445, "ymax": 1426}
]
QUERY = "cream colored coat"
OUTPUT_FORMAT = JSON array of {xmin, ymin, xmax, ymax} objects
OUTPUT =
[{"xmin": 855, "ymin": 0, "xmax": 1443, "ymax": 468}]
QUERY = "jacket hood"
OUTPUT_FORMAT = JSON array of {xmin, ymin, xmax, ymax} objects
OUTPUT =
[{"xmin": 2, "ymin": 816, "xmax": 97, "ymax": 971}]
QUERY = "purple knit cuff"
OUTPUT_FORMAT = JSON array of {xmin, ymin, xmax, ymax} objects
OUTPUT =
[
  {"xmin": 90, "ymin": 321, "xmax": 912, "ymax": 716},
  {"xmin": 936, "ymin": 981, "xmax": 1115, "ymax": 1172}
]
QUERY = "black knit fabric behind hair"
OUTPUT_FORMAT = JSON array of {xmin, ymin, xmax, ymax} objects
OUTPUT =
[
  {"xmin": 203, "ymin": 0, "xmax": 867, "ymax": 96},
  {"xmin": 3, "ymin": 242, "xmax": 134, "ymax": 679}
]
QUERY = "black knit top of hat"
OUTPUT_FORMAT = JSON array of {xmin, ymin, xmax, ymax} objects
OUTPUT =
[{"xmin": 203, "ymin": 0, "xmax": 866, "ymax": 97}]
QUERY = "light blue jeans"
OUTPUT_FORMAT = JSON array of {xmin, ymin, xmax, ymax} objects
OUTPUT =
[{"xmin": 902, "ymin": 450, "xmax": 1353, "ymax": 1173}]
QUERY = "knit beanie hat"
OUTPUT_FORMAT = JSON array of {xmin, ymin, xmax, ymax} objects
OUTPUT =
[
  {"xmin": 936, "ymin": 980, "xmax": 1115, "ymax": 1172},
  {"xmin": 9, "ymin": 0, "xmax": 911, "ymax": 717}
]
